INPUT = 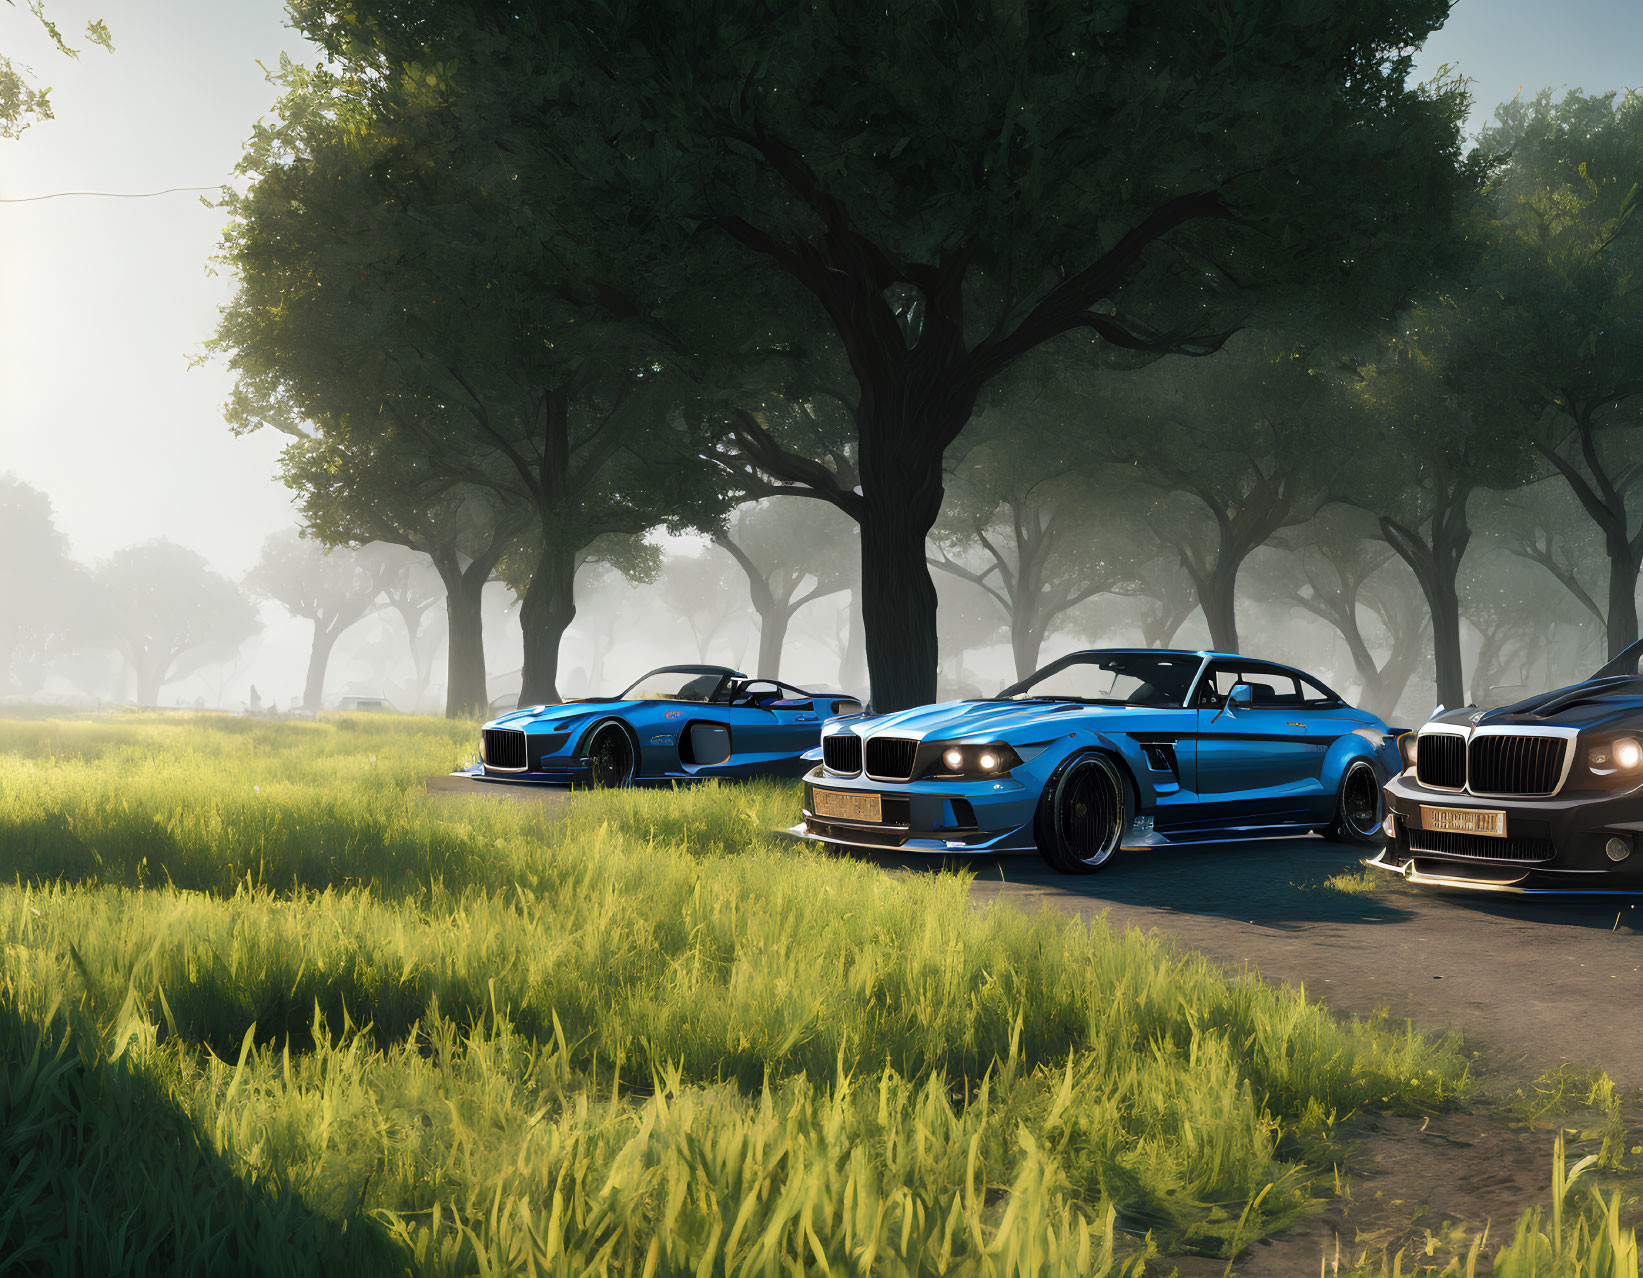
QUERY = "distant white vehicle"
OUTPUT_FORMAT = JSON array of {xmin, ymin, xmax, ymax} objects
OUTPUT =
[{"xmin": 336, "ymin": 694, "xmax": 398, "ymax": 713}]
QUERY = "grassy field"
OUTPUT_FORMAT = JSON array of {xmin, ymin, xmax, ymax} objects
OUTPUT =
[{"xmin": 0, "ymin": 710, "xmax": 1586, "ymax": 1275}]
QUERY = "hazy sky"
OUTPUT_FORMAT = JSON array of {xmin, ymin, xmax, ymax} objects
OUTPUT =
[{"xmin": 2, "ymin": 0, "xmax": 1639, "ymax": 575}]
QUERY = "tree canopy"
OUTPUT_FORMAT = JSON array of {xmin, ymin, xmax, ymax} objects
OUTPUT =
[
  {"xmin": 1445, "ymin": 90, "xmax": 1643, "ymax": 657},
  {"xmin": 213, "ymin": 56, "xmax": 730, "ymax": 707},
  {"xmin": 276, "ymin": 0, "xmax": 1476, "ymax": 709},
  {"xmin": 0, "ymin": 2, "xmax": 111, "ymax": 140},
  {"xmin": 96, "ymin": 541, "xmax": 259, "ymax": 706}
]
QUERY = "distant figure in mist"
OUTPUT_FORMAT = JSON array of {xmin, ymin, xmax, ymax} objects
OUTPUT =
[{"xmin": 248, "ymin": 685, "xmax": 262, "ymax": 712}]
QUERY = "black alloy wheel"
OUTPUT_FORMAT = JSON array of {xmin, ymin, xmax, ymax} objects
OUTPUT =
[
  {"xmin": 587, "ymin": 722, "xmax": 636, "ymax": 788},
  {"xmin": 1035, "ymin": 751, "xmax": 1127, "ymax": 873},
  {"xmin": 1328, "ymin": 759, "xmax": 1383, "ymax": 845}
]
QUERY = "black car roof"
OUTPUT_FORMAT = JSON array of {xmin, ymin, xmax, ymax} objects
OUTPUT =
[{"xmin": 630, "ymin": 664, "xmax": 747, "ymax": 680}]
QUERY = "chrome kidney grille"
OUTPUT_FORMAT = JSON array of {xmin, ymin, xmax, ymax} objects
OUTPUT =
[
  {"xmin": 1415, "ymin": 734, "xmax": 1465, "ymax": 789},
  {"xmin": 822, "ymin": 734, "xmax": 862, "ymax": 775},
  {"xmin": 1468, "ymin": 735, "xmax": 1567, "ymax": 796},
  {"xmin": 864, "ymin": 737, "xmax": 918, "ymax": 781},
  {"xmin": 483, "ymin": 728, "xmax": 528, "ymax": 770}
]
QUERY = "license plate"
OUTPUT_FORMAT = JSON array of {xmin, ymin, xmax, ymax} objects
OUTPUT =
[
  {"xmin": 812, "ymin": 789, "xmax": 882, "ymax": 823},
  {"xmin": 1421, "ymin": 805, "xmax": 1506, "ymax": 838}
]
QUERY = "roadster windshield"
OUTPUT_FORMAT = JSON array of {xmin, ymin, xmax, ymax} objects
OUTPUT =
[
  {"xmin": 618, "ymin": 668, "xmax": 734, "ymax": 702},
  {"xmin": 997, "ymin": 652, "xmax": 1200, "ymax": 707}
]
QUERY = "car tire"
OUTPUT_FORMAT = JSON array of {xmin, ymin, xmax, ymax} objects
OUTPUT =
[
  {"xmin": 1326, "ymin": 758, "xmax": 1383, "ymax": 845},
  {"xmin": 1034, "ymin": 750, "xmax": 1127, "ymax": 874},
  {"xmin": 585, "ymin": 720, "xmax": 637, "ymax": 788}
]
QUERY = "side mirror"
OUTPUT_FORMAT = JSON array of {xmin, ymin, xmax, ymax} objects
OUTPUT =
[{"xmin": 1228, "ymin": 683, "xmax": 1255, "ymax": 709}]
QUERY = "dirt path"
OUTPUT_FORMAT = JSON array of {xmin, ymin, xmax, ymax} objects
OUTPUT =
[{"xmin": 943, "ymin": 837, "xmax": 1643, "ymax": 1090}]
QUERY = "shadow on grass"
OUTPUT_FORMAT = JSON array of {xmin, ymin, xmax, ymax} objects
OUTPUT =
[{"xmin": 0, "ymin": 1003, "xmax": 401, "ymax": 1278}]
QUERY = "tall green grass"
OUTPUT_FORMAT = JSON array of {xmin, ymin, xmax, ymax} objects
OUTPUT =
[{"xmin": 0, "ymin": 713, "xmax": 1472, "ymax": 1273}]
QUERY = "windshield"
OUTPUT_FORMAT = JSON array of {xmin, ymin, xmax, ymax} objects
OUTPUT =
[
  {"xmin": 998, "ymin": 652, "xmax": 1200, "ymax": 708},
  {"xmin": 1592, "ymin": 638, "xmax": 1643, "ymax": 682},
  {"xmin": 618, "ymin": 670, "xmax": 729, "ymax": 702}
]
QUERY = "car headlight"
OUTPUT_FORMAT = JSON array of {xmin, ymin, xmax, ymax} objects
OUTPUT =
[
  {"xmin": 932, "ymin": 743, "xmax": 1021, "ymax": 778},
  {"xmin": 1398, "ymin": 732, "xmax": 1418, "ymax": 771},
  {"xmin": 1590, "ymin": 736, "xmax": 1643, "ymax": 775}
]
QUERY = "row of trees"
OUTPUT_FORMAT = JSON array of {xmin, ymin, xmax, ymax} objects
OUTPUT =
[
  {"xmin": 1, "ymin": 477, "xmax": 455, "ymax": 709},
  {"xmin": 205, "ymin": 2, "xmax": 1643, "ymax": 716},
  {"xmin": 209, "ymin": 0, "xmax": 1474, "ymax": 714}
]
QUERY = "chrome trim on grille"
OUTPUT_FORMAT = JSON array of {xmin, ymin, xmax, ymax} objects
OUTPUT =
[
  {"xmin": 1467, "ymin": 725, "xmax": 1578, "ymax": 797},
  {"xmin": 822, "ymin": 733, "xmax": 862, "ymax": 777},
  {"xmin": 482, "ymin": 727, "xmax": 530, "ymax": 772},
  {"xmin": 1414, "ymin": 726, "xmax": 1467, "ymax": 791},
  {"xmin": 1412, "ymin": 723, "xmax": 1580, "ymax": 797},
  {"xmin": 864, "ymin": 736, "xmax": 919, "ymax": 782}
]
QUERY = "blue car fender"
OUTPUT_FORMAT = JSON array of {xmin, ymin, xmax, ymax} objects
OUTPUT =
[
  {"xmin": 1321, "ymin": 727, "xmax": 1395, "ymax": 791},
  {"xmin": 1035, "ymin": 728, "xmax": 1153, "ymax": 815}
]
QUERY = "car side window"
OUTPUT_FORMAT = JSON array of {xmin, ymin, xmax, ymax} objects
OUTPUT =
[
  {"xmin": 1195, "ymin": 666, "xmax": 1232, "ymax": 708},
  {"xmin": 1298, "ymin": 674, "xmax": 1343, "ymax": 706},
  {"xmin": 1197, "ymin": 666, "xmax": 1303, "ymax": 708}
]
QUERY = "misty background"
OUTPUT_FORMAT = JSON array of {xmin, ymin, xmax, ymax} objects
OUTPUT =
[{"xmin": 2, "ymin": 0, "xmax": 1640, "ymax": 718}]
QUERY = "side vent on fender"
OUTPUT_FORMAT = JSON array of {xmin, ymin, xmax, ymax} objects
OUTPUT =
[
  {"xmin": 1140, "ymin": 743, "xmax": 1178, "ymax": 776},
  {"xmin": 687, "ymin": 723, "xmax": 732, "ymax": 766}
]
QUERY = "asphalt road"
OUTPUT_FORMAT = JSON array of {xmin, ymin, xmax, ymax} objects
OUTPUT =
[{"xmin": 428, "ymin": 777, "xmax": 1643, "ymax": 1088}]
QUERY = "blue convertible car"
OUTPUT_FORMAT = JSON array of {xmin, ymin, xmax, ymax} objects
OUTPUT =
[
  {"xmin": 469, "ymin": 665, "xmax": 863, "ymax": 787},
  {"xmin": 791, "ymin": 649, "xmax": 1401, "ymax": 872}
]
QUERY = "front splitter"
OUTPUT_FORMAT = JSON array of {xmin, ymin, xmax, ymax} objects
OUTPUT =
[{"xmin": 1364, "ymin": 847, "xmax": 1643, "ymax": 895}]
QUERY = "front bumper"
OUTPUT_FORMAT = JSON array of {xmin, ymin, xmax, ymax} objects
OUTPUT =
[
  {"xmin": 463, "ymin": 761, "xmax": 597, "ymax": 786},
  {"xmin": 1371, "ymin": 769, "xmax": 1643, "ymax": 889},
  {"xmin": 793, "ymin": 770, "xmax": 1040, "ymax": 854}
]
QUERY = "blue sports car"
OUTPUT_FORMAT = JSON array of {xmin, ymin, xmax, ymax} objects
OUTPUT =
[
  {"xmin": 790, "ymin": 648, "xmax": 1401, "ymax": 872},
  {"xmin": 469, "ymin": 665, "xmax": 863, "ymax": 787}
]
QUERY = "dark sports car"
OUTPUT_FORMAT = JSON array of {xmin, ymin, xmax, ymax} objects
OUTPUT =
[
  {"xmin": 465, "ymin": 665, "xmax": 863, "ymax": 787},
  {"xmin": 787, "ymin": 648, "xmax": 1400, "ymax": 872},
  {"xmin": 1370, "ymin": 638, "xmax": 1643, "ymax": 892}
]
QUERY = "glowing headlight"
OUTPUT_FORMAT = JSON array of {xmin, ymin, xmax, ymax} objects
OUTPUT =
[
  {"xmin": 1588, "ymin": 737, "xmax": 1643, "ymax": 775},
  {"xmin": 933, "ymin": 743, "xmax": 1021, "ymax": 778}
]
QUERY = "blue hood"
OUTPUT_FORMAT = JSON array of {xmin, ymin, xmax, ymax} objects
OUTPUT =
[
  {"xmin": 841, "ymin": 698, "xmax": 1167, "ymax": 742},
  {"xmin": 488, "ymin": 701, "xmax": 625, "ymax": 730}
]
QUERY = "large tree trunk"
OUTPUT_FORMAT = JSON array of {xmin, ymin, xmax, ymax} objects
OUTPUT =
[
  {"xmin": 858, "ymin": 471, "xmax": 944, "ymax": 711},
  {"xmin": 1010, "ymin": 607, "xmax": 1045, "ymax": 683},
  {"xmin": 1603, "ymin": 536, "xmax": 1642, "ymax": 659},
  {"xmin": 519, "ymin": 541, "xmax": 577, "ymax": 706},
  {"xmin": 134, "ymin": 656, "xmax": 163, "ymax": 707},
  {"xmin": 755, "ymin": 606, "xmax": 789, "ymax": 679},
  {"xmin": 303, "ymin": 620, "xmax": 339, "ymax": 711},
  {"xmin": 431, "ymin": 554, "xmax": 490, "ymax": 719},
  {"xmin": 1428, "ymin": 572, "xmax": 1465, "ymax": 710},
  {"xmin": 1195, "ymin": 565, "xmax": 1240, "ymax": 653},
  {"xmin": 1380, "ymin": 502, "xmax": 1471, "ymax": 710},
  {"xmin": 392, "ymin": 601, "xmax": 439, "ymax": 709}
]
